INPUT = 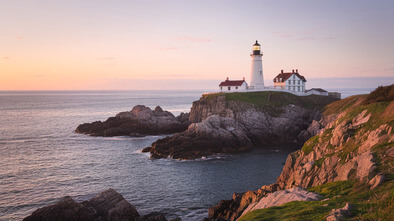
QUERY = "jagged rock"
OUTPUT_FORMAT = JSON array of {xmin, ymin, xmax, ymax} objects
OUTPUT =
[
  {"xmin": 326, "ymin": 203, "xmax": 352, "ymax": 221},
  {"xmin": 239, "ymin": 187, "xmax": 321, "ymax": 219},
  {"xmin": 141, "ymin": 146, "xmax": 152, "ymax": 152},
  {"xmin": 387, "ymin": 147, "xmax": 394, "ymax": 158},
  {"xmin": 208, "ymin": 184, "xmax": 279, "ymax": 221},
  {"xmin": 76, "ymin": 105, "xmax": 190, "ymax": 137},
  {"xmin": 24, "ymin": 189, "xmax": 139, "ymax": 221},
  {"xmin": 23, "ymin": 196, "xmax": 95, "ymax": 221},
  {"xmin": 139, "ymin": 212, "xmax": 167, "ymax": 221},
  {"xmin": 150, "ymin": 115, "xmax": 253, "ymax": 159},
  {"xmin": 368, "ymin": 174, "xmax": 384, "ymax": 189}
]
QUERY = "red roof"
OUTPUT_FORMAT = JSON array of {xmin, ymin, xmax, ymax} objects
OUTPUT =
[
  {"xmin": 273, "ymin": 71, "xmax": 307, "ymax": 82},
  {"xmin": 219, "ymin": 79, "xmax": 246, "ymax": 87}
]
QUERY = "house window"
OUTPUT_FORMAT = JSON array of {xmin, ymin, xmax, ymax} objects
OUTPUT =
[
  {"xmin": 298, "ymin": 80, "xmax": 300, "ymax": 84},
  {"xmin": 235, "ymin": 86, "xmax": 238, "ymax": 89},
  {"xmin": 220, "ymin": 87, "xmax": 222, "ymax": 90},
  {"xmin": 228, "ymin": 87, "xmax": 231, "ymax": 91},
  {"xmin": 298, "ymin": 86, "xmax": 300, "ymax": 91},
  {"xmin": 293, "ymin": 80, "xmax": 295, "ymax": 84}
]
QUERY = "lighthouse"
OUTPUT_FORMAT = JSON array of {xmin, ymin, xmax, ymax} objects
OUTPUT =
[{"xmin": 250, "ymin": 40, "xmax": 264, "ymax": 89}]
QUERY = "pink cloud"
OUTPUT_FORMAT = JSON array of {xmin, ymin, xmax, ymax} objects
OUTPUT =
[
  {"xmin": 98, "ymin": 57, "xmax": 116, "ymax": 60},
  {"xmin": 160, "ymin": 46, "xmax": 180, "ymax": 51},
  {"xmin": 273, "ymin": 31, "xmax": 332, "ymax": 41},
  {"xmin": 16, "ymin": 36, "xmax": 23, "ymax": 40},
  {"xmin": 176, "ymin": 36, "xmax": 212, "ymax": 43},
  {"xmin": 2, "ymin": 57, "xmax": 10, "ymax": 60}
]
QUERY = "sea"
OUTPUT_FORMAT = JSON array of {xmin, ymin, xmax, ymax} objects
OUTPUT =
[{"xmin": 0, "ymin": 88, "xmax": 373, "ymax": 220}]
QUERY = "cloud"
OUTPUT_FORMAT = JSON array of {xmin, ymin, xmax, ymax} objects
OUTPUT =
[
  {"xmin": 2, "ymin": 57, "xmax": 10, "ymax": 60},
  {"xmin": 273, "ymin": 32, "xmax": 332, "ymax": 41},
  {"xmin": 16, "ymin": 36, "xmax": 23, "ymax": 40},
  {"xmin": 160, "ymin": 46, "xmax": 180, "ymax": 51},
  {"xmin": 98, "ymin": 57, "xmax": 115, "ymax": 60},
  {"xmin": 176, "ymin": 36, "xmax": 212, "ymax": 43}
]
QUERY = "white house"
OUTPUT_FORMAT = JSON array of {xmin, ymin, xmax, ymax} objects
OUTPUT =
[
  {"xmin": 273, "ymin": 69, "xmax": 307, "ymax": 92},
  {"xmin": 305, "ymin": 88, "xmax": 329, "ymax": 96},
  {"xmin": 219, "ymin": 77, "xmax": 248, "ymax": 92}
]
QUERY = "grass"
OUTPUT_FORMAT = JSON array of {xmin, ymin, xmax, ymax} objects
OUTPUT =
[
  {"xmin": 302, "ymin": 135, "xmax": 319, "ymax": 155},
  {"xmin": 239, "ymin": 180, "xmax": 394, "ymax": 221},
  {"xmin": 202, "ymin": 91, "xmax": 338, "ymax": 116}
]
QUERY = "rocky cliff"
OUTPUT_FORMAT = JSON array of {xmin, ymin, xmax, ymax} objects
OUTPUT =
[
  {"xmin": 148, "ymin": 91, "xmax": 338, "ymax": 159},
  {"xmin": 208, "ymin": 85, "xmax": 394, "ymax": 220}
]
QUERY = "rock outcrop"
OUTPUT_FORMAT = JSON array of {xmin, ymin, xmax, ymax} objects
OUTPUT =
[
  {"xmin": 150, "ymin": 115, "xmax": 253, "ymax": 159},
  {"xmin": 326, "ymin": 203, "xmax": 352, "ymax": 221},
  {"xmin": 208, "ymin": 86, "xmax": 394, "ymax": 221},
  {"xmin": 24, "ymin": 188, "xmax": 140, "ymax": 221},
  {"xmin": 23, "ymin": 188, "xmax": 167, "ymax": 221},
  {"xmin": 76, "ymin": 105, "xmax": 189, "ymax": 137},
  {"xmin": 239, "ymin": 187, "xmax": 321, "ymax": 219},
  {"xmin": 148, "ymin": 92, "xmax": 337, "ymax": 159}
]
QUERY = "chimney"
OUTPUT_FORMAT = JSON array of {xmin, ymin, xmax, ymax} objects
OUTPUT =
[
  {"xmin": 292, "ymin": 69, "xmax": 294, "ymax": 73},
  {"xmin": 296, "ymin": 69, "xmax": 298, "ymax": 73},
  {"xmin": 281, "ymin": 70, "xmax": 283, "ymax": 74},
  {"xmin": 226, "ymin": 77, "xmax": 229, "ymax": 81},
  {"xmin": 243, "ymin": 77, "xmax": 245, "ymax": 80}
]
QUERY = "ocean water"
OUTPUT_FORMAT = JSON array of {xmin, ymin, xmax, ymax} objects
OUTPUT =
[{"xmin": 0, "ymin": 89, "xmax": 370, "ymax": 220}]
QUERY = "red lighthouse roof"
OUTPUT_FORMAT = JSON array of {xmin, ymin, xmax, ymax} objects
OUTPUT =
[{"xmin": 219, "ymin": 77, "xmax": 246, "ymax": 86}]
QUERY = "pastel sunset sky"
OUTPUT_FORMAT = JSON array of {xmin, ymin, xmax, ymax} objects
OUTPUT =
[{"xmin": 1, "ymin": 0, "xmax": 393, "ymax": 90}]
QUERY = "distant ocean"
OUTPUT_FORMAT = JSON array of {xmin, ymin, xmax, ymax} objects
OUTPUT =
[{"xmin": 0, "ymin": 88, "xmax": 373, "ymax": 220}]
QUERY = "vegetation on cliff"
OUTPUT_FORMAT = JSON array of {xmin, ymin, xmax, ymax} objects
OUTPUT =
[
  {"xmin": 209, "ymin": 85, "xmax": 393, "ymax": 221},
  {"xmin": 203, "ymin": 91, "xmax": 337, "ymax": 116}
]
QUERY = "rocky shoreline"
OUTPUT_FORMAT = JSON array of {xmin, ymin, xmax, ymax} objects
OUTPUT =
[
  {"xmin": 28, "ymin": 86, "xmax": 393, "ymax": 220},
  {"xmin": 77, "ymin": 91, "xmax": 338, "ymax": 160}
]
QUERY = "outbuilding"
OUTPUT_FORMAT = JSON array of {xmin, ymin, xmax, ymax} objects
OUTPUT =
[{"xmin": 219, "ymin": 77, "xmax": 248, "ymax": 92}]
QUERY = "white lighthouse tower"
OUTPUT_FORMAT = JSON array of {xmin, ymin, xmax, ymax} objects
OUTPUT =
[{"xmin": 250, "ymin": 40, "xmax": 264, "ymax": 89}]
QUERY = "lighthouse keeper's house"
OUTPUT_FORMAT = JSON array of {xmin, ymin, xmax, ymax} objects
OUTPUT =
[{"xmin": 273, "ymin": 69, "xmax": 307, "ymax": 92}]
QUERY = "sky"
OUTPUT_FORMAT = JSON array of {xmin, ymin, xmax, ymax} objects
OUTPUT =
[{"xmin": 1, "ymin": 0, "xmax": 393, "ymax": 90}]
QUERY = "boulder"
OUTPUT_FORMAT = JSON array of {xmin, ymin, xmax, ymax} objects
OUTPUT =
[
  {"xmin": 368, "ymin": 174, "xmax": 384, "ymax": 189},
  {"xmin": 239, "ymin": 187, "xmax": 321, "ymax": 219},
  {"xmin": 326, "ymin": 203, "xmax": 352, "ymax": 221},
  {"xmin": 23, "ymin": 196, "xmax": 95, "ymax": 221},
  {"xmin": 24, "ymin": 189, "xmax": 140, "ymax": 221}
]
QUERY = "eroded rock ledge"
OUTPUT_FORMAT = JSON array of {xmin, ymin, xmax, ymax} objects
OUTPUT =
[{"xmin": 76, "ymin": 105, "xmax": 190, "ymax": 137}]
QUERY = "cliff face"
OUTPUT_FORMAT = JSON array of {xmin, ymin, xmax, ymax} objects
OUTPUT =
[
  {"xmin": 277, "ymin": 93, "xmax": 394, "ymax": 189},
  {"xmin": 149, "ymin": 92, "xmax": 338, "ymax": 159},
  {"xmin": 208, "ymin": 85, "xmax": 394, "ymax": 221}
]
